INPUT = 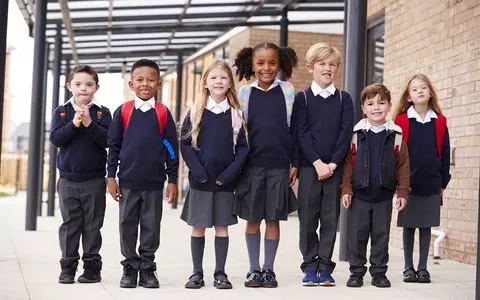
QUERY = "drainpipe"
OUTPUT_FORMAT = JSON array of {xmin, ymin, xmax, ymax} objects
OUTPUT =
[{"xmin": 431, "ymin": 228, "xmax": 446, "ymax": 259}]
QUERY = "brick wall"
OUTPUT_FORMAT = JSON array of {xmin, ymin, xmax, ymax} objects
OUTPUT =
[{"xmin": 369, "ymin": 0, "xmax": 480, "ymax": 264}]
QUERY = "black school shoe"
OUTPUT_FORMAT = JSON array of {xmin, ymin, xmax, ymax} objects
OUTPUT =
[
  {"xmin": 120, "ymin": 266, "xmax": 138, "ymax": 288},
  {"xmin": 58, "ymin": 267, "xmax": 76, "ymax": 284},
  {"xmin": 139, "ymin": 269, "xmax": 160, "ymax": 288},
  {"xmin": 244, "ymin": 271, "xmax": 262, "ymax": 288},
  {"xmin": 417, "ymin": 269, "xmax": 431, "ymax": 283},
  {"xmin": 78, "ymin": 261, "xmax": 102, "ymax": 283},
  {"xmin": 346, "ymin": 274, "xmax": 364, "ymax": 288},
  {"xmin": 213, "ymin": 271, "xmax": 233, "ymax": 289},
  {"xmin": 261, "ymin": 270, "xmax": 278, "ymax": 288},
  {"xmin": 371, "ymin": 275, "xmax": 391, "ymax": 288},
  {"xmin": 185, "ymin": 272, "xmax": 205, "ymax": 289},
  {"xmin": 403, "ymin": 268, "xmax": 418, "ymax": 283}
]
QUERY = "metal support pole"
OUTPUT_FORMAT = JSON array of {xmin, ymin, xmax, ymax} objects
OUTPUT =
[
  {"xmin": 172, "ymin": 54, "xmax": 183, "ymax": 209},
  {"xmin": 26, "ymin": 0, "xmax": 47, "ymax": 231},
  {"xmin": 339, "ymin": 0, "xmax": 367, "ymax": 262},
  {"xmin": 37, "ymin": 42, "xmax": 49, "ymax": 217},
  {"xmin": 476, "ymin": 163, "xmax": 480, "ymax": 300},
  {"xmin": 47, "ymin": 24, "xmax": 63, "ymax": 217},
  {"xmin": 0, "ymin": 0, "xmax": 9, "ymax": 169},
  {"xmin": 64, "ymin": 59, "xmax": 71, "ymax": 102},
  {"xmin": 279, "ymin": 7, "xmax": 288, "ymax": 81}
]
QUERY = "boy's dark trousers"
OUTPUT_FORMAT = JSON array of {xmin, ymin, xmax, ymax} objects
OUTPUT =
[
  {"xmin": 119, "ymin": 188, "xmax": 163, "ymax": 271},
  {"xmin": 58, "ymin": 177, "xmax": 106, "ymax": 270},
  {"xmin": 348, "ymin": 198, "xmax": 392, "ymax": 277},
  {"xmin": 298, "ymin": 167, "xmax": 342, "ymax": 272}
]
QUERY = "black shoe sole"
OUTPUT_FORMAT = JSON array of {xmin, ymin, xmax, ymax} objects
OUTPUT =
[
  {"xmin": 214, "ymin": 281, "xmax": 232, "ymax": 289},
  {"xmin": 78, "ymin": 277, "xmax": 101, "ymax": 283},
  {"xmin": 185, "ymin": 281, "xmax": 205, "ymax": 289},
  {"xmin": 261, "ymin": 283, "xmax": 278, "ymax": 288},
  {"xmin": 120, "ymin": 283, "xmax": 137, "ymax": 288},
  {"xmin": 58, "ymin": 279, "xmax": 75, "ymax": 284},
  {"xmin": 139, "ymin": 281, "xmax": 159, "ymax": 288},
  {"xmin": 417, "ymin": 278, "xmax": 431, "ymax": 283},
  {"xmin": 244, "ymin": 282, "xmax": 262, "ymax": 288},
  {"xmin": 403, "ymin": 277, "xmax": 418, "ymax": 283},
  {"xmin": 346, "ymin": 283, "xmax": 363, "ymax": 288},
  {"xmin": 372, "ymin": 283, "xmax": 391, "ymax": 288}
]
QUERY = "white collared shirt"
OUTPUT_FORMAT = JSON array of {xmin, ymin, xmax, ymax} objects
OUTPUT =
[
  {"xmin": 206, "ymin": 96, "xmax": 230, "ymax": 114},
  {"xmin": 311, "ymin": 81, "xmax": 336, "ymax": 99},
  {"xmin": 250, "ymin": 78, "xmax": 282, "ymax": 92},
  {"xmin": 407, "ymin": 105, "xmax": 437, "ymax": 124},
  {"xmin": 64, "ymin": 97, "xmax": 102, "ymax": 111},
  {"xmin": 365, "ymin": 120, "xmax": 388, "ymax": 133},
  {"xmin": 134, "ymin": 96, "xmax": 156, "ymax": 112}
]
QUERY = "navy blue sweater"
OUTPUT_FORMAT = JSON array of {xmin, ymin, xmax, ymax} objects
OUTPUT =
[
  {"xmin": 49, "ymin": 103, "xmax": 112, "ymax": 182},
  {"xmin": 408, "ymin": 119, "xmax": 451, "ymax": 196},
  {"xmin": 355, "ymin": 130, "xmax": 394, "ymax": 202},
  {"xmin": 247, "ymin": 86, "xmax": 298, "ymax": 169},
  {"xmin": 296, "ymin": 88, "xmax": 354, "ymax": 167},
  {"xmin": 180, "ymin": 108, "xmax": 248, "ymax": 191},
  {"xmin": 107, "ymin": 105, "xmax": 179, "ymax": 191}
]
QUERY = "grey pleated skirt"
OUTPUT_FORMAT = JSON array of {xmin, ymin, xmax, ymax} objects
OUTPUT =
[
  {"xmin": 397, "ymin": 194, "xmax": 441, "ymax": 228},
  {"xmin": 233, "ymin": 166, "xmax": 299, "ymax": 221},
  {"xmin": 181, "ymin": 188, "xmax": 238, "ymax": 228}
]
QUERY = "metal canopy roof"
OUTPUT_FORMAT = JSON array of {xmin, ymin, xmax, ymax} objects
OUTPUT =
[{"xmin": 16, "ymin": 0, "xmax": 344, "ymax": 74}]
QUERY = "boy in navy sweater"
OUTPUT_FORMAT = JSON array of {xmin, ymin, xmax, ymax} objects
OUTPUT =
[
  {"xmin": 50, "ymin": 65, "xmax": 112, "ymax": 284},
  {"xmin": 107, "ymin": 59, "xmax": 178, "ymax": 289},
  {"xmin": 295, "ymin": 43, "xmax": 354, "ymax": 286},
  {"xmin": 341, "ymin": 83, "xmax": 410, "ymax": 288}
]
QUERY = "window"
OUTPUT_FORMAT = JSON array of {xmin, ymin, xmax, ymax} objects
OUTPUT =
[{"xmin": 366, "ymin": 14, "xmax": 385, "ymax": 85}]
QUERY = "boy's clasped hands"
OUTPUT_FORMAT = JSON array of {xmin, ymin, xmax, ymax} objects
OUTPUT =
[
  {"xmin": 73, "ymin": 105, "xmax": 92, "ymax": 128},
  {"xmin": 313, "ymin": 159, "xmax": 336, "ymax": 180}
]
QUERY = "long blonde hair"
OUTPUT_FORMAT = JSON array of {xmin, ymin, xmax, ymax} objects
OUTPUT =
[
  {"xmin": 393, "ymin": 73, "xmax": 443, "ymax": 119},
  {"xmin": 182, "ymin": 60, "xmax": 248, "ymax": 149}
]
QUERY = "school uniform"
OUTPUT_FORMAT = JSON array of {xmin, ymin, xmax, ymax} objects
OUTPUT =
[
  {"xmin": 50, "ymin": 97, "xmax": 112, "ymax": 272},
  {"xmin": 295, "ymin": 82, "xmax": 354, "ymax": 273},
  {"xmin": 180, "ymin": 97, "xmax": 248, "ymax": 227},
  {"xmin": 234, "ymin": 79, "xmax": 299, "ymax": 221},
  {"xmin": 107, "ymin": 96, "xmax": 179, "ymax": 272},
  {"xmin": 341, "ymin": 119, "xmax": 410, "ymax": 278},
  {"xmin": 397, "ymin": 106, "xmax": 451, "ymax": 228}
]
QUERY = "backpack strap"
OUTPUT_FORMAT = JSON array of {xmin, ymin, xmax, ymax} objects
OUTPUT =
[
  {"xmin": 231, "ymin": 108, "xmax": 243, "ymax": 149},
  {"xmin": 238, "ymin": 85, "xmax": 251, "ymax": 122},
  {"xmin": 350, "ymin": 132, "xmax": 358, "ymax": 170},
  {"xmin": 435, "ymin": 115, "xmax": 447, "ymax": 159},
  {"xmin": 121, "ymin": 100, "xmax": 135, "ymax": 135},
  {"xmin": 153, "ymin": 101, "xmax": 168, "ymax": 137},
  {"xmin": 338, "ymin": 89, "xmax": 343, "ymax": 102},
  {"xmin": 279, "ymin": 81, "xmax": 295, "ymax": 127},
  {"xmin": 395, "ymin": 112, "xmax": 410, "ymax": 144}
]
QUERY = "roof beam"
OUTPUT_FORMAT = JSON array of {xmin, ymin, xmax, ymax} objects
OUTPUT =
[
  {"xmin": 58, "ymin": 0, "xmax": 79, "ymax": 64},
  {"xmin": 76, "ymin": 49, "xmax": 197, "ymax": 60}
]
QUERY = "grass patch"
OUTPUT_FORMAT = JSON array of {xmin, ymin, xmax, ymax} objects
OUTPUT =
[{"xmin": 0, "ymin": 192, "xmax": 9, "ymax": 197}]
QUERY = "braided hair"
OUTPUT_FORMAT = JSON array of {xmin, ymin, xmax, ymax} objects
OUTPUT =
[{"xmin": 234, "ymin": 42, "xmax": 298, "ymax": 81}]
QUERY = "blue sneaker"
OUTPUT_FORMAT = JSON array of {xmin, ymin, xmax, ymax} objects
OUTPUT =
[
  {"xmin": 302, "ymin": 270, "xmax": 319, "ymax": 286},
  {"xmin": 318, "ymin": 270, "xmax": 335, "ymax": 286}
]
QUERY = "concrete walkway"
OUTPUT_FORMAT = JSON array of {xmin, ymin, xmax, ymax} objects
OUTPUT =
[{"xmin": 0, "ymin": 192, "xmax": 475, "ymax": 300}]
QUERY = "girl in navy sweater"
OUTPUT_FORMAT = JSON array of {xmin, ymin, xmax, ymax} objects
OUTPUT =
[
  {"xmin": 394, "ymin": 73, "xmax": 451, "ymax": 284},
  {"xmin": 233, "ymin": 43, "xmax": 299, "ymax": 288},
  {"xmin": 180, "ymin": 60, "xmax": 249, "ymax": 289}
]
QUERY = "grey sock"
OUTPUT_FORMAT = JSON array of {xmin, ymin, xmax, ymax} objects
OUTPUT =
[
  {"xmin": 214, "ymin": 236, "xmax": 229, "ymax": 273},
  {"xmin": 191, "ymin": 236, "xmax": 205, "ymax": 274},
  {"xmin": 418, "ymin": 227, "xmax": 431, "ymax": 270},
  {"xmin": 262, "ymin": 238, "xmax": 279, "ymax": 272},
  {"xmin": 403, "ymin": 228, "xmax": 415, "ymax": 270},
  {"xmin": 245, "ymin": 232, "xmax": 261, "ymax": 272}
]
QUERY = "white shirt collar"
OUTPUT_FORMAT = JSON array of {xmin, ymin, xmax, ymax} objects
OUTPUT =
[
  {"xmin": 206, "ymin": 96, "xmax": 230, "ymax": 113},
  {"xmin": 407, "ymin": 106, "xmax": 438, "ymax": 124},
  {"xmin": 311, "ymin": 81, "xmax": 336, "ymax": 98},
  {"xmin": 134, "ymin": 96, "xmax": 156, "ymax": 109},
  {"xmin": 365, "ymin": 120, "xmax": 389, "ymax": 133},
  {"xmin": 250, "ymin": 78, "xmax": 282, "ymax": 92},
  {"xmin": 64, "ymin": 97, "xmax": 102, "ymax": 111}
]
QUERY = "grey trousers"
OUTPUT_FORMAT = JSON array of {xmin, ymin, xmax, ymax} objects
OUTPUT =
[
  {"xmin": 298, "ymin": 167, "xmax": 342, "ymax": 272},
  {"xmin": 119, "ymin": 188, "xmax": 163, "ymax": 270},
  {"xmin": 348, "ymin": 198, "xmax": 392, "ymax": 277},
  {"xmin": 58, "ymin": 177, "xmax": 106, "ymax": 269}
]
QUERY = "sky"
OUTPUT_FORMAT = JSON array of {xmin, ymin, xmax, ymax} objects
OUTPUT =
[{"xmin": 6, "ymin": 0, "xmax": 124, "ymax": 137}]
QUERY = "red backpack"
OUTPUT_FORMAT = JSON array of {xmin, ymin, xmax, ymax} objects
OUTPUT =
[
  {"xmin": 121, "ymin": 100, "xmax": 167, "ymax": 136},
  {"xmin": 395, "ymin": 112, "xmax": 447, "ymax": 159},
  {"xmin": 120, "ymin": 100, "xmax": 175, "ymax": 160}
]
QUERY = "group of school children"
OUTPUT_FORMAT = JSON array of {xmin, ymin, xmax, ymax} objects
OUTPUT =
[{"xmin": 49, "ymin": 41, "xmax": 450, "ymax": 290}]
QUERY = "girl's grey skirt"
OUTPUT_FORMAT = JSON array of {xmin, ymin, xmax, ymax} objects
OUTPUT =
[
  {"xmin": 181, "ymin": 188, "xmax": 238, "ymax": 228},
  {"xmin": 397, "ymin": 194, "xmax": 441, "ymax": 228},
  {"xmin": 233, "ymin": 166, "xmax": 299, "ymax": 221}
]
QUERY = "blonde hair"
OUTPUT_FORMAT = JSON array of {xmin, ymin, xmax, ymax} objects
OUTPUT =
[
  {"xmin": 393, "ymin": 73, "xmax": 443, "ymax": 119},
  {"xmin": 305, "ymin": 43, "xmax": 342, "ymax": 66},
  {"xmin": 182, "ymin": 60, "xmax": 248, "ymax": 149}
]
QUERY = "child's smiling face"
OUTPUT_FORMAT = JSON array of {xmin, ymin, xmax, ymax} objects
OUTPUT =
[
  {"xmin": 129, "ymin": 66, "xmax": 161, "ymax": 100},
  {"xmin": 362, "ymin": 93, "xmax": 392, "ymax": 126},
  {"xmin": 253, "ymin": 48, "xmax": 280, "ymax": 89}
]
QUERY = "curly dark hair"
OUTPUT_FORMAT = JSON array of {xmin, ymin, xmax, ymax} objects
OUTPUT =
[
  {"xmin": 234, "ymin": 42, "xmax": 298, "ymax": 81},
  {"xmin": 131, "ymin": 58, "xmax": 160, "ymax": 78}
]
